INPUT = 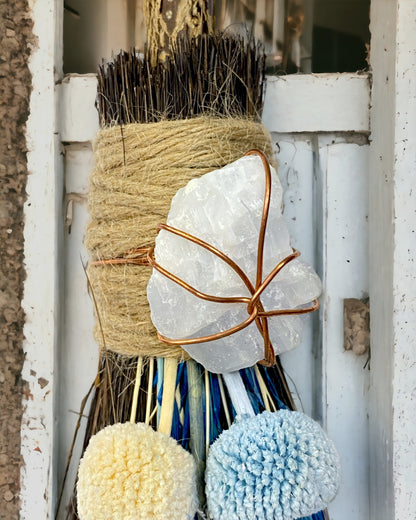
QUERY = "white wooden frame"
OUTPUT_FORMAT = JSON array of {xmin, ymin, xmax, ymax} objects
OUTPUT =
[
  {"xmin": 369, "ymin": 1, "xmax": 416, "ymax": 518},
  {"xmin": 21, "ymin": 0, "xmax": 63, "ymax": 518},
  {"xmin": 59, "ymin": 73, "xmax": 370, "ymax": 142}
]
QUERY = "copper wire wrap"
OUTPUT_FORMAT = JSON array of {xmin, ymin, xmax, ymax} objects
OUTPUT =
[{"xmin": 91, "ymin": 149, "xmax": 320, "ymax": 366}]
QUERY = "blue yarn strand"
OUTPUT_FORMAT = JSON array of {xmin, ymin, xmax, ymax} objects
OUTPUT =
[
  {"xmin": 163, "ymin": 361, "xmax": 329, "ymax": 520},
  {"xmin": 239, "ymin": 367, "xmax": 262, "ymax": 414},
  {"xmin": 181, "ymin": 393, "xmax": 190, "ymax": 450},
  {"xmin": 260, "ymin": 365, "xmax": 288, "ymax": 410},
  {"xmin": 298, "ymin": 511, "xmax": 326, "ymax": 520},
  {"xmin": 156, "ymin": 358, "xmax": 164, "ymax": 427},
  {"xmin": 170, "ymin": 393, "xmax": 181, "ymax": 441},
  {"xmin": 157, "ymin": 376, "xmax": 163, "ymax": 407},
  {"xmin": 180, "ymin": 365, "xmax": 190, "ymax": 450},
  {"xmin": 209, "ymin": 373, "xmax": 223, "ymax": 443},
  {"xmin": 208, "ymin": 376, "xmax": 215, "ymax": 445}
]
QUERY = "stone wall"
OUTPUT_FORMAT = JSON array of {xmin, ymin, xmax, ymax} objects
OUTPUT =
[{"xmin": 0, "ymin": 1, "xmax": 33, "ymax": 518}]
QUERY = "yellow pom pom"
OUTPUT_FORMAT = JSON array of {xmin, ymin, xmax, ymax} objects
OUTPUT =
[{"xmin": 77, "ymin": 422, "xmax": 198, "ymax": 520}]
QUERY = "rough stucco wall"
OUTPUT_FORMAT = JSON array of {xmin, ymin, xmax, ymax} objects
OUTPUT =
[{"xmin": 0, "ymin": 1, "xmax": 33, "ymax": 518}]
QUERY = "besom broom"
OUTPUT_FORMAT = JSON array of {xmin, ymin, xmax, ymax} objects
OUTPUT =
[{"xmin": 59, "ymin": 7, "xmax": 335, "ymax": 520}]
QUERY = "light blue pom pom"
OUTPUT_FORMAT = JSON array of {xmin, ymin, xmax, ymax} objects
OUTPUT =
[{"xmin": 206, "ymin": 410, "xmax": 340, "ymax": 520}]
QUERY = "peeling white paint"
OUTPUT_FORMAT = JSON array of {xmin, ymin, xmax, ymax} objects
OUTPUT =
[{"xmin": 21, "ymin": 0, "xmax": 63, "ymax": 518}]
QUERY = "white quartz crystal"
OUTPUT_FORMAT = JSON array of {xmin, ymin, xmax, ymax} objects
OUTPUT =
[{"xmin": 147, "ymin": 155, "xmax": 322, "ymax": 373}]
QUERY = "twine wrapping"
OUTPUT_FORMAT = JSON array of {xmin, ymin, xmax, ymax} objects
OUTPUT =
[{"xmin": 85, "ymin": 116, "xmax": 274, "ymax": 358}]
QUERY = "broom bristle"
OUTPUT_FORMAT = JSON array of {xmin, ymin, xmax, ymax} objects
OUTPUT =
[
  {"xmin": 63, "ymin": 353, "xmax": 296, "ymax": 519},
  {"xmin": 97, "ymin": 32, "xmax": 266, "ymax": 126}
]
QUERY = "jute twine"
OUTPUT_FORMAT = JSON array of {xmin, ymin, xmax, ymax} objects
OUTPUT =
[{"xmin": 86, "ymin": 116, "xmax": 274, "ymax": 359}]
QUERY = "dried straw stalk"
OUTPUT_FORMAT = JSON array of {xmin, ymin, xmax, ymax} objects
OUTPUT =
[{"xmin": 97, "ymin": 32, "xmax": 266, "ymax": 126}]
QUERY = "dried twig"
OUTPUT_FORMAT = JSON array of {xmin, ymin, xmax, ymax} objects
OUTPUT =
[{"xmin": 97, "ymin": 32, "xmax": 266, "ymax": 126}]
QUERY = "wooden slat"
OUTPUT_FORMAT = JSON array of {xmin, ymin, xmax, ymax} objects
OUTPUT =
[
  {"xmin": 276, "ymin": 134, "xmax": 371, "ymax": 520},
  {"xmin": 56, "ymin": 144, "xmax": 98, "ymax": 518},
  {"xmin": 59, "ymin": 74, "xmax": 99, "ymax": 142},
  {"xmin": 316, "ymin": 137, "xmax": 370, "ymax": 520},
  {"xmin": 274, "ymin": 136, "xmax": 317, "ymax": 417},
  {"xmin": 58, "ymin": 72, "xmax": 370, "ymax": 142},
  {"xmin": 263, "ymin": 73, "xmax": 370, "ymax": 133}
]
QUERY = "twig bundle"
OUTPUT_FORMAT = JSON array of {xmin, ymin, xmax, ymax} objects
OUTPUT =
[{"xmin": 97, "ymin": 32, "xmax": 266, "ymax": 126}]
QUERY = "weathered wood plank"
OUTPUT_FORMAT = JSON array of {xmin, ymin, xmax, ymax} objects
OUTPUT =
[
  {"xmin": 317, "ymin": 137, "xmax": 370, "ymax": 520},
  {"xmin": 369, "ymin": 1, "xmax": 416, "ymax": 518},
  {"xmin": 56, "ymin": 144, "xmax": 98, "ymax": 518},
  {"xmin": 59, "ymin": 74, "xmax": 99, "ymax": 142},
  {"xmin": 273, "ymin": 135, "xmax": 317, "ymax": 417},
  {"xmin": 21, "ymin": 0, "xmax": 63, "ymax": 517}
]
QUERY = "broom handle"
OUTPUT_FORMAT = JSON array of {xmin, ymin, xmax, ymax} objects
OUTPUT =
[
  {"xmin": 222, "ymin": 371, "xmax": 255, "ymax": 418},
  {"xmin": 158, "ymin": 357, "xmax": 178, "ymax": 435}
]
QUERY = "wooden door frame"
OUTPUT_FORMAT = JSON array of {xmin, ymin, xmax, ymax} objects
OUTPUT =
[
  {"xmin": 20, "ymin": 1, "xmax": 416, "ymax": 518},
  {"xmin": 20, "ymin": 0, "xmax": 63, "ymax": 517},
  {"xmin": 368, "ymin": 1, "xmax": 416, "ymax": 518}
]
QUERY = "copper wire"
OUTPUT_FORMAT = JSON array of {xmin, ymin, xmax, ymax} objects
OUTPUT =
[{"xmin": 91, "ymin": 149, "xmax": 320, "ymax": 366}]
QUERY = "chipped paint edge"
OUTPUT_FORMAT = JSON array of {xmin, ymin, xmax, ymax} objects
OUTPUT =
[{"xmin": 20, "ymin": 0, "xmax": 63, "ymax": 518}]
